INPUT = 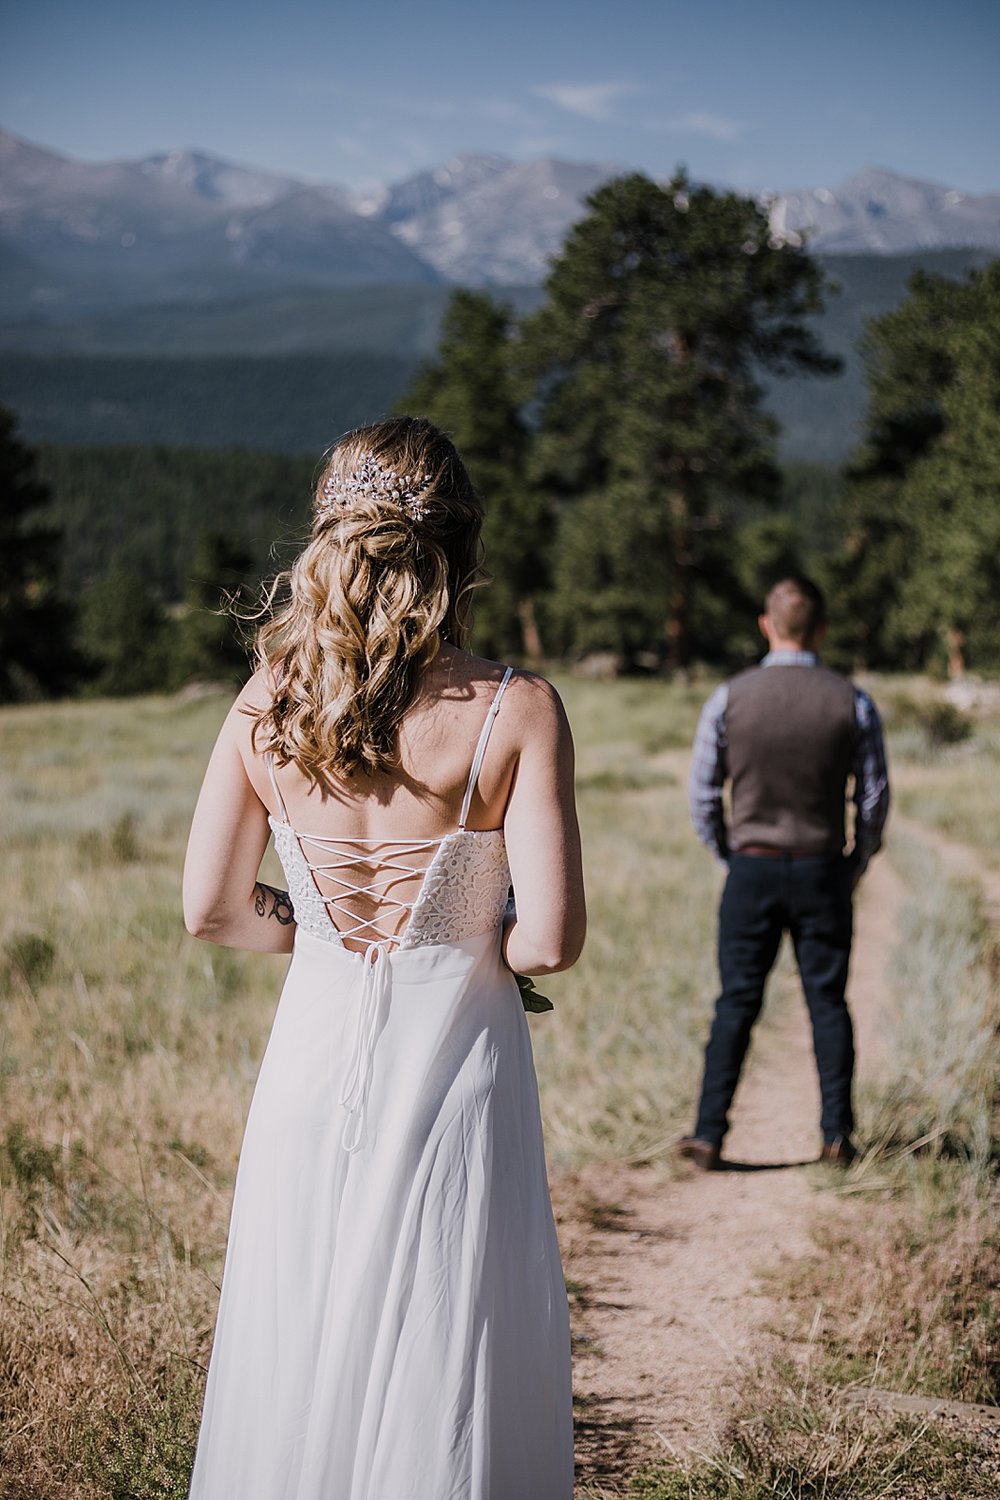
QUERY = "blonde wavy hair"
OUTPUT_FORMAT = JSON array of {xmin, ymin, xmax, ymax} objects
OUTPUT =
[{"xmin": 251, "ymin": 417, "xmax": 484, "ymax": 782}]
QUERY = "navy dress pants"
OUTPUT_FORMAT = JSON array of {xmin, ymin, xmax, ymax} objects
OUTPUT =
[{"xmin": 694, "ymin": 852, "xmax": 855, "ymax": 1148}]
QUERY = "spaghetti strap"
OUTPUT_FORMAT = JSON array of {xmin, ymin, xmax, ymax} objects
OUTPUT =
[
  {"xmin": 458, "ymin": 667, "xmax": 515, "ymax": 830},
  {"xmin": 265, "ymin": 751, "xmax": 290, "ymax": 825}
]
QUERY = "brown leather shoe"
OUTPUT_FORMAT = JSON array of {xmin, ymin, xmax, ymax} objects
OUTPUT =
[
  {"xmin": 677, "ymin": 1136, "xmax": 722, "ymax": 1171},
  {"xmin": 820, "ymin": 1136, "xmax": 857, "ymax": 1167}
]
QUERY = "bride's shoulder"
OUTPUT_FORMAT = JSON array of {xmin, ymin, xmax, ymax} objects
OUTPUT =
[
  {"xmin": 444, "ymin": 648, "xmax": 562, "ymax": 706},
  {"xmin": 216, "ymin": 667, "xmax": 275, "ymax": 756},
  {"xmin": 445, "ymin": 650, "xmax": 568, "ymax": 748},
  {"xmin": 233, "ymin": 665, "xmax": 274, "ymax": 712},
  {"xmin": 505, "ymin": 674, "xmax": 571, "ymax": 758},
  {"xmin": 503, "ymin": 667, "xmax": 564, "ymax": 719}
]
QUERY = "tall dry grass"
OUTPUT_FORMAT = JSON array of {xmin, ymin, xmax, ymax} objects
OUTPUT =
[
  {"xmin": 875, "ymin": 676, "xmax": 1000, "ymax": 862},
  {"xmin": 2, "ymin": 677, "xmax": 997, "ymax": 1498},
  {"xmin": 0, "ymin": 694, "xmax": 286, "ymax": 1497},
  {"xmin": 0, "ymin": 677, "xmax": 721, "ymax": 1495}
]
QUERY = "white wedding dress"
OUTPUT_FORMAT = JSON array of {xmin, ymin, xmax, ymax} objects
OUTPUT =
[{"xmin": 188, "ymin": 670, "xmax": 574, "ymax": 1500}]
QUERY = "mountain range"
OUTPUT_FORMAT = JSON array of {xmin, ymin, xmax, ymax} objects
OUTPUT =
[
  {"xmin": 1, "ymin": 129, "xmax": 997, "ymax": 463},
  {"xmin": 2, "ymin": 127, "xmax": 998, "ymax": 316}
]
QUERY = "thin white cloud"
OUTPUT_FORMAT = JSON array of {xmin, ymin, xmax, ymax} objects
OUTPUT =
[
  {"xmin": 654, "ymin": 111, "xmax": 747, "ymax": 143},
  {"xmin": 533, "ymin": 80, "xmax": 636, "ymax": 122}
]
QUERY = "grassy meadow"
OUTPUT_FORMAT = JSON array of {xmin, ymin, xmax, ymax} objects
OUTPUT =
[{"xmin": 1, "ymin": 676, "xmax": 998, "ymax": 1498}]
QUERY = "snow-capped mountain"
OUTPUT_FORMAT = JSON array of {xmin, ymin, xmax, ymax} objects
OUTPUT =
[
  {"xmin": 134, "ymin": 149, "xmax": 305, "ymax": 211},
  {"xmin": 769, "ymin": 166, "xmax": 1000, "ymax": 253},
  {"xmin": 0, "ymin": 130, "xmax": 305, "ymax": 214},
  {"xmin": 0, "ymin": 129, "xmax": 437, "ymax": 292},
  {"xmin": 365, "ymin": 155, "xmax": 619, "ymax": 284},
  {"xmin": 358, "ymin": 153, "xmax": 512, "ymax": 225},
  {"xmin": 1, "ymin": 128, "xmax": 997, "ymax": 306}
]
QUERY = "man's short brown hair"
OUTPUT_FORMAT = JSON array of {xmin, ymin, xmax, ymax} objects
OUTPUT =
[{"xmin": 764, "ymin": 576, "xmax": 827, "ymax": 644}]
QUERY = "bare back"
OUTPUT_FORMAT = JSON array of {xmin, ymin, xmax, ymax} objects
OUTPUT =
[
  {"xmin": 240, "ymin": 646, "xmax": 518, "ymax": 842},
  {"xmin": 251, "ymin": 653, "xmax": 514, "ymax": 950},
  {"xmin": 184, "ymin": 644, "xmax": 585, "ymax": 974}
]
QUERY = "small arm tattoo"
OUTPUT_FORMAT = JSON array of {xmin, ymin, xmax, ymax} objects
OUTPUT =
[{"xmin": 254, "ymin": 883, "xmax": 295, "ymax": 925}]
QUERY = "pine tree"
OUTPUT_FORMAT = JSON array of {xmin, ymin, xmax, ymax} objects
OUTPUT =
[
  {"xmin": 518, "ymin": 172, "xmax": 839, "ymax": 666},
  {"xmin": 78, "ymin": 561, "xmax": 170, "ymax": 696},
  {"xmin": 833, "ymin": 261, "xmax": 1000, "ymax": 673},
  {"xmin": 0, "ymin": 407, "xmax": 80, "ymax": 701},
  {"xmin": 399, "ymin": 291, "xmax": 548, "ymax": 661},
  {"xmin": 171, "ymin": 530, "xmax": 254, "ymax": 687}
]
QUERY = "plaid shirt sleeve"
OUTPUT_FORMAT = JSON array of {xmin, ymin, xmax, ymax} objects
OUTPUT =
[
  {"xmin": 851, "ymin": 688, "xmax": 890, "ymax": 876},
  {"xmin": 688, "ymin": 683, "xmax": 730, "ymax": 866}
]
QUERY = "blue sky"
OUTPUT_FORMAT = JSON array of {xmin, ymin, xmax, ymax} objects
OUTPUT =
[{"xmin": 2, "ymin": 0, "xmax": 998, "ymax": 193}]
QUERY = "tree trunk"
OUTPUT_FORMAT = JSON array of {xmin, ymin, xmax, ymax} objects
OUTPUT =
[
  {"xmin": 517, "ymin": 597, "xmax": 544, "ymax": 666},
  {"xmin": 664, "ymin": 480, "xmax": 691, "ymax": 672},
  {"xmin": 663, "ymin": 333, "xmax": 693, "ymax": 672},
  {"xmin": 946, "ymin": 625, "xmax": 966, "ymax": 680}
]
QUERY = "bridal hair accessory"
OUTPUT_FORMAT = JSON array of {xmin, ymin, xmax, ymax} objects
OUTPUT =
[{"xmin": 318, "ymin": 454, "xmax": 433, "ymax": 523}]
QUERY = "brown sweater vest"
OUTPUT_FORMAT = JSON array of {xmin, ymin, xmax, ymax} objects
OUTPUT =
[{"xmin": 727, "ymin": 664, "xmax": 856, "ymax": 854}]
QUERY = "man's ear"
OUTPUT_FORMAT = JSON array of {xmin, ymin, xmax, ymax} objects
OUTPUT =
[{"xmin": 758, "ymin": 613, "xmax": 771, "ymax": 643}]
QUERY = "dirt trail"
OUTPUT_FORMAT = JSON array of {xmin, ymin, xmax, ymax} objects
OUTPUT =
[{"xmin": 556, "ymin": 851, "xmax": 907, "ymax": 1487}]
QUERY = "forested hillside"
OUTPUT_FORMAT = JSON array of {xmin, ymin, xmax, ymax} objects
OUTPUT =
[
  {"xmin": 0, "ymin": 353, "xmax": 417, "ymax": 454},
  {"xmin": 1, "ymin": 251, "xmax": 991, "ymax": 463},
  {"xmin": 36, "ymin": 445, "xmax": 316, "ymax": 594}
]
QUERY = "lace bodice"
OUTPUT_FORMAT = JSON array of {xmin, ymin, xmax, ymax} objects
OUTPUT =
[
  {"xmin": 270, "ymin": 820, "xmax": 511, "ymax": 950},
  {"xmin": 265, "ymin": 667, "xmax": 515, "ymax": 954}
]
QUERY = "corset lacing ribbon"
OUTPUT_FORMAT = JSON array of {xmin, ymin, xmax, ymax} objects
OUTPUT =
[
  {"xmin": 340, "ymin": 940, "xmax": 393, "ymax": 1153},
  {"xmin": 264, "ymin": 667, "xmax": 517, "ymax": 1156}
]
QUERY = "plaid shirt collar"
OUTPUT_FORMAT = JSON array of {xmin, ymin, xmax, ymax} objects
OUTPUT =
[{"xmin": 761, "ymin": 649, "xmax": 819, "ymax": 667}]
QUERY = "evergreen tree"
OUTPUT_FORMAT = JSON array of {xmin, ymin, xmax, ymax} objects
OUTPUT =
[
  {"xmin": 171, "ymin": 530, "xmax": 254, "ymax": 687},
  {"xmin": 36, "ymin": 444, "xmax": 313, "ymax": 599},
  {"xmin": 0, "ymin": 407, "xmax": 80, "ymax": 700},
  {"xmin": 518, "ymin": 172, "xmax": 839, "ymax": 666},
  {"xmin": 78, "ymin": 560, "xmax": 170, "ymax": 696},
  {"xmin": 833, "ymin": 260, "xmax": 1000, "ymax": 673},
  {"xmin": 896, "ymin": 291, "xmax": 1000, "ymax": 673},
  {"xmin": 398, "ymin": 291, "xmax": 548, "ymax": 660}
]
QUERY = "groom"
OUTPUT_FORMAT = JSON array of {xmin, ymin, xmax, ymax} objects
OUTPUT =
[{"xmin": 681, "ymin": 576, "xmax": 890, "ymax": 1169}]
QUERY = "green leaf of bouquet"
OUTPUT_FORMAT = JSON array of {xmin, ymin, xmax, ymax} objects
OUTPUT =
[{"xmin": 515, "ymin": 974, "xmax": 554, "ymax": 1014}]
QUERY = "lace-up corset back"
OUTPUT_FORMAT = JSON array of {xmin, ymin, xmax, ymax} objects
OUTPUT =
[{"xmin": 266, "ymin": 668, "xmax": 514, "ymax": 952}]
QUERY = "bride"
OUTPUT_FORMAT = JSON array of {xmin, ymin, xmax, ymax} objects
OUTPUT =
[{"xmin": 182, "ymin": 416, "xmax": 584, "ymax": 1499}]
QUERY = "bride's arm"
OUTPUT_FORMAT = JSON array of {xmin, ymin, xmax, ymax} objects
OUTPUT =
[
  {"xmin": 501, "ymin": 676, "xmax": 586, "ymax": 976},
  {"xmin": 183, "ymin": 696, "xmax": 296, "ymax": 953}
]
